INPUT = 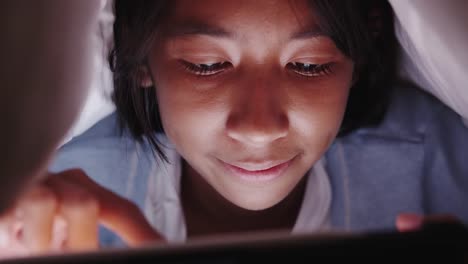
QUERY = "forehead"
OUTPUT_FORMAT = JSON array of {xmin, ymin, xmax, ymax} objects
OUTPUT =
[{"xmin": 162, "ymin": 0, "xmax": 320, "ymax": 39}]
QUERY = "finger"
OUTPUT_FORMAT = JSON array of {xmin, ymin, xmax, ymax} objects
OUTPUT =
[
  {"xmin": 0, "ymin": 214, "xmax": 27, "ymax": 259},
  {"xmin": 5, "ymin": 214, "xmax": 29, "ymax": 254},
  {"xmin": 100, "ymin": 200, "xmax": 163, "ymax": 246},
  {"xmin": 396, "ymin": 213, "xmax": 459, "ymax": 233},
  {"xmin": 0, "ymin": 213, "xmax": 13, "ymax": 248},
  {"xmin": 46, "ymin": 175, "xmax": 99, "ymax": 251},
  {"xmin": 19, "ymin": 184, "xmax": 58, "ymax": 253},
  {"xmin": 50, "ymin": 215, "xmax": 68, "ymax": 251},
  {"xmin": 396, "ymin": 213, "xmax": 424, "ymax": 232},
  {"xmin": 56, "ymin": 169, "xmax": 165, "ymax": 246},
  {"xmin": 422, "ymin": 214, "xmax": 458, "ymax": 224}
]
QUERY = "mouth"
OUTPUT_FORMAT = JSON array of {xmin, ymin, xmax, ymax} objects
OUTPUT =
[{"xmin": 219, "ymin": 157, "xmax": 295, "ymax": 183}]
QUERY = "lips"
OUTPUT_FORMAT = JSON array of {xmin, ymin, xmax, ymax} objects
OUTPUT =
[{"xmin": 220, "ymin": 158, "xmax": 294, "ymax": 183}]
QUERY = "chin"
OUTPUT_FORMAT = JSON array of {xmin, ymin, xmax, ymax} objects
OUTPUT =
[{"xmin": 229, "ymin": 192, "xmax": 288, "ymax": 211}]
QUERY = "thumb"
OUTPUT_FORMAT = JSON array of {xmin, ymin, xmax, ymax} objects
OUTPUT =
[{"xmin": 53, "ymin": 169, "xmax": 165, "ymax": 246}]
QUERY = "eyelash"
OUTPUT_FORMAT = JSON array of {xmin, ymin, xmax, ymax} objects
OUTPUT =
[
  {"xmin": 181, "ymin": 61, "xmax": 333, "ymax": 78},
  {"xmin": 286, "ymin": 62, "xmax": 334, "ymax": 77},
  {"xmin": 181, "ymin": 61, "xmax": 232, "ymax": 76}
]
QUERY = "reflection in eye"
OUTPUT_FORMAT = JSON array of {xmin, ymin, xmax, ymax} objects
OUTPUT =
[
  {"xmin": 286, "ymin": 62, "xmax": 333, "ymax": 77},
  {"xmin": 181, "ymin": 61, "xmax": 232, "ymax": 76}
]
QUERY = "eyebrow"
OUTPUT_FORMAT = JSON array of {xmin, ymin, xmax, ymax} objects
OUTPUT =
[
  {"xmin": 166, "ymin": 20, "xmax": 327, "ymax": 40},
  {"xmin": 291, "ymin": 27, "xmax": 327, "ymax": 40},
  {"xmin": 166, "ymin": 21, "xmax": 233, "ymax": 38}
]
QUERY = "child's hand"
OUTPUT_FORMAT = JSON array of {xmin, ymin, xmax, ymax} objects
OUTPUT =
[
  {"xmin": 396, "ymin": 213, "xmax": 459, "ymax": 232},
  {"xmin": 0, "ymin": 169, "xmax": 164, "ymax": 259}
]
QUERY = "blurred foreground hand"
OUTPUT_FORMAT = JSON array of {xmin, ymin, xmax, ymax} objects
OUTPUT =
[
  {"xmin": 396, "ymin": 213, "xmax": 458, "ymax": 232},
  {"xmin": 0, "ymin": 169, "xmax": 164, "ymax": 259}
]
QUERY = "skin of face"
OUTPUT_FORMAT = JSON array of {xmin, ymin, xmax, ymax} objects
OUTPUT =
[{"xmin": 146, "ymin": 0, "xmax": 354, "ymax": 211}]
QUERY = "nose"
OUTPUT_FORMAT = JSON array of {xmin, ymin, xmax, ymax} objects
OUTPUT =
[{"xmin": 226, "ymin": 74, "xmax": 289, "ymax": 146}]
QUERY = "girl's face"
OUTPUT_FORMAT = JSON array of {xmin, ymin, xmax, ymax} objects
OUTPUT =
[{"xmin": 148, "ymin": 0, "xmax": 354, "ymax": 210}]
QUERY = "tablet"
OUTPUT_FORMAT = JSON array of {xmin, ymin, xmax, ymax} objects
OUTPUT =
[{"xmin": 3, "ymin": 222, "xmax": 467, "ymax": 264}]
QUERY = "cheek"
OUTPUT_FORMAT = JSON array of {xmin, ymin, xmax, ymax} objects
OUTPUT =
[
  {"xmin": 288, "ymin": 70, "xmax": 352, "ymax": 151},
  {"xmin": 289, "ymin": 93, "xmax": 347, "ymax": 155},
  {"xmin": 154, "ymin": 70, "xmax": 228, "ymax": 155}
]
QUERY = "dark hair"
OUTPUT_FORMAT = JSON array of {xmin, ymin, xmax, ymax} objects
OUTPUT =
[{"xmin": 109, "ymin": 0, "xmax": 397, "ymax": 159}]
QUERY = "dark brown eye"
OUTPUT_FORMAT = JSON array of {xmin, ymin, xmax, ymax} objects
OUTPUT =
[
  {"xmin": 287, "ymin": 62, "xmax": 333, "ymax": 77},
  {"xmin": 182, "ymin": 61, "xmax": 232, "ymax": 76}
]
